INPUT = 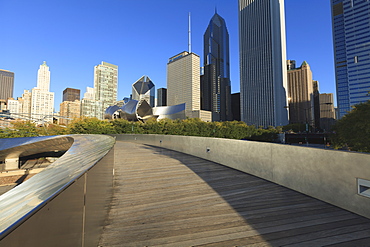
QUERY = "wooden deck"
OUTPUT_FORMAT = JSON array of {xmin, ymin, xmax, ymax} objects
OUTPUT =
[{"xmin": 99, "ymin": 141, "xmax": 370, "ymax": 246}]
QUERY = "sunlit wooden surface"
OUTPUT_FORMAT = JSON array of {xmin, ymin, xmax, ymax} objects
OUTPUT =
[{"xmin": 99, "ymin": 141, "xmax": 370, "ymax": 247}]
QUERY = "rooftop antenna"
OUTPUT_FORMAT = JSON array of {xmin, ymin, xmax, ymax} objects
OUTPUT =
[{"xmin": 188, "ymin": 12, "xmax": 191, "ymax": 53}]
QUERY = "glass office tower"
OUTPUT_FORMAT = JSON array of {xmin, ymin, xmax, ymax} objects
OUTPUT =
[
  {"xmin": 202, "ymin": 11, "xmax": 232, "ymax": 121},
  {"xmin": 331, "ymin": 0, "xmax": 370, "ymax": 118}
]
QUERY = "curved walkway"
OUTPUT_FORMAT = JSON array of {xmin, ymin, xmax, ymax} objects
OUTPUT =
[{"xmin": 99, "ymin": 141, "xmax": 370, "ymax": 246}]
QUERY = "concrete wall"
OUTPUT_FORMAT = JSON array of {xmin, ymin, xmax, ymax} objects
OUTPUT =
[{"xmin": 114, "ymin": 134, "xmax": 370, "ymax": 219}]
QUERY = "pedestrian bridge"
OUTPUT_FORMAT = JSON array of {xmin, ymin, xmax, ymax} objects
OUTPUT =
[{"xmin": 1, "ymin": 134, "xmax": 370, "ymax": 246}]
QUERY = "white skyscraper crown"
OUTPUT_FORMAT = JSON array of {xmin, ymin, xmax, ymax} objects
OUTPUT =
[{"xmin": 37, "ymin": 61, "xmax": 50, "ymax": 92}]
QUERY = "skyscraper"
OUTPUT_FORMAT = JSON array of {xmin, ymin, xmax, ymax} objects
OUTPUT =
[
  {"xmin": 61, "ymin": 88, "xmax": 80, "ymax": 125},
  {"xmin": 21, "ymin": 90, "xmax": 32, "ymax": 119},
  {"xmin": 313, "ymin": 80, "xmax": 321, "ymax": 130},
  {"xmin": 231, "ymin": 93, "xmax": 241, "ymax": 121},
  {"xmin": 157, "ymin": 88, "xmax": 167, "ymax": 107},
  {"xmin": 202, "ymin": 11, "xmax": 232, "ymax": 121},
  {"xmin": 238, "ymin": 0, "xmax": 288, "ymax": 127},
  {"xmin": 331, "ymin": 0, "xmax": 370, "ymax": 118},
  {"xmin": 94, "ymin": 61, "xmax": 118, "ymax": 114},
  {"xmin": 63, "ymin": 88, "xmax": 80, "ymax": 102},
  {"xmin": 167, "ymin": 51, "xmax": 211, "ymax": 121},
  {"xmin": 319, "ymin": 93, "xmax": 335, "ymax": 131},
  {"xmin": 287, "ymin": 60, "xmax": 315, "ymax": 127},
  {"xmin": 31, "ymin": 62, "xmax": 54, "ymax": 123},
  {"xmin": 167, "ymin": 51, "xmax": 200, "ymax": 117},
  {"xmin": 59, "ymin": 100, "xmax": 81, "ymax": 125},
  {"xmin": 0, "ymin": 69, "xmax": 14, "ymax": 100},
  {"xmin": 81, "ymin": 87, "xmax": 103, "ymax": 119},
  {"xmin": 37, "ymin": 61, "xmax": 50, "ymax": 91}
]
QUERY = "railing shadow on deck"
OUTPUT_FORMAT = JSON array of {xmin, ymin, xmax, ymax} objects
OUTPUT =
[{"xmin": 134, "ymin": 143, "xmax": 370, "ymax": 246}]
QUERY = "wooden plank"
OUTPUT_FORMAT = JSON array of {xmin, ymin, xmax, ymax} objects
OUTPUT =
[
  {"xmin": 283, "ymin": 229, "xmax": 370, "ymax": 247},
  {"xmin": 325, "ymin": 237, "xmax": 370, "ymax": 247},
  {"xmin": 201, "ymin": 220, "xmax": 370, "ymax": 246}
]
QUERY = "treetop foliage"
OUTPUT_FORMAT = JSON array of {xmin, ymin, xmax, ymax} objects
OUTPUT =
[
  {"xmin": 0, "ymin": 117, "xmax": 280, "ymax": 142},
  {"xmin": 331, "ymin": 100, "xmax": 370, "ymax": 152},
  {"xmin": 2, "ymin": 110, "xmax": 369, "ymax": 153}
]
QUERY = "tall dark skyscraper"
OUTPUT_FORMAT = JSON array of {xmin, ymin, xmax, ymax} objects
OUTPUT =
[
  {"xmin": 238, "ymin": 0, "xmax": 288, "ymax": 127},
  {"xmin": 201, "ymin": 11, "xmax": 232, "ymax": 121},
  {"xmin": 157, "ymin": 88, "xmax": 167, "ymax": 106},
  {"xmin": 331, "ymin": 0, "xmax": 370, "ymax": 118},
  {"xmin": 231, "ymin": 93, "xmax": 241, "ymax": 121}
]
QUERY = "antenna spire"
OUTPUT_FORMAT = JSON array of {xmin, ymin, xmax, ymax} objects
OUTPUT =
[{"xmin": 188, "ymin": 12, "xmax": 191, "ymax": 53}]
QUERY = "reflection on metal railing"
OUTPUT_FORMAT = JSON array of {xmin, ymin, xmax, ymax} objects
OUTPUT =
[{"xmin": 0, "ymin": 135, "xmax": 115, "ymax": 243}]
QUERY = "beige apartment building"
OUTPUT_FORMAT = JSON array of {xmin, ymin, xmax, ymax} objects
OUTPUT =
[
  {"xmin": 0, "ymin": 69, "xmax": 14, "ymax": 101},
  {"xmin": 59, "ymin": 100, "xmax": 81, "ymax": 125},
  {"xmin": 167, "ymin": 51, "xmax": 211, "ymax": 121},
  {"xmin": 287, "ymin": 60, "xmax": 315, "ymax": 127}
]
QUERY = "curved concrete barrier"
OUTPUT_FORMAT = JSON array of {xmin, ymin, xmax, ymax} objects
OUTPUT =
[
  {"xmin": 114, "ymin": 134, "xmax": 370, "ymax": 219},
  {"xmin": 0, "ymin": 134, "xmax": 115, "ymax": 246}
]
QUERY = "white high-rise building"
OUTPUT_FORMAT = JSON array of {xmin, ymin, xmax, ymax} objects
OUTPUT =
[
  {"xmin": 7, "ymin": 99, "xmax": 21, "ymax": 115},
  {"xmin": 81, "ymin": 87, "xmax": 103, "ymax": 119},
  {"xmin": 84, "ymin": 87, "xmax": 95, "ymax": 100},
  {"xmin": 21, "ymin": 90, "xmax": 32, "ymax": 119},
  {"xmin": 31, "ymin": 62, "xmax": 54, "ymax": 123},
  {"xmin": 238, "ymin": 0, "xmax": 288, "ymax": 127},
  {"xmin": 94, "ymin": 61, "xmax": 118, "ymax": 115},
  {"xmin": 37, "ymin": 61, "xmax": 51, "ymax": 91}
]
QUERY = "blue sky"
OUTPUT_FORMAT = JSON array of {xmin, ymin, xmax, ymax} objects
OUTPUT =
[{"xmin": 1, "ymin": 0, "xmax": 335, "ymax": 111}]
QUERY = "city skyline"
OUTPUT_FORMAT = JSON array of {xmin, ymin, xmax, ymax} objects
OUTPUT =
[{"xmin": 1, "ymin": 0, "xmax": 335, "ymax": 112}]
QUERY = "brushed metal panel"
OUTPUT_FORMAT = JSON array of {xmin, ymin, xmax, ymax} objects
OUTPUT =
[
  {"xmin": 0, "ymin": 176, "xmax": 85, "ymax": 247},
  {"xmin": 0, "ymin": 135, "xmax": 115, "ymax": 246},
  {"xmin": 84, "ymin": 148, "xmax": 114, "ymax": 247}
]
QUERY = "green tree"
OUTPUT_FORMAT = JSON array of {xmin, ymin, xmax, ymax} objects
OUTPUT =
[
  {"xmin": 112, "ymin": 119, "xmax": 135, "ymax": 133},
  {"xmin": 3, "ymin": 121, "xmax": 40, "ymax": 138},
  {"xmin": 282, "ymin": 123, "xmax": 306, "ymax": 133},
  {"xmin": 331, "ymin": 100, "xmax": 370, "ymax": 152},
  {"xmin": 67, "ymin": 117, "xmax": 116, "ymax": 134}
]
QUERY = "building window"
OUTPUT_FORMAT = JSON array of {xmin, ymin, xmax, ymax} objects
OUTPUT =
[{"xmin": 354, "ymin": 56, "xmax": 358, "ymax": 63}]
